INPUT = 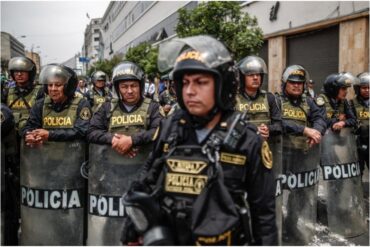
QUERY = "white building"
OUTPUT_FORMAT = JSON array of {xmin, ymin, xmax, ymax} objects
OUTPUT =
[
  {"xmin": 83, "ymin": 18, "xmax": 102, "ymax": 73},
  {"xmin": 100, "ymin": 1, "xmax": 197, "ymax": 59}
]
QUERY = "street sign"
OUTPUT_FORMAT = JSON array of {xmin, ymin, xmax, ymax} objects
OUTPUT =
[{"xmin": 79, "ymin": 57, "xmax": 90, "ymax": 63}]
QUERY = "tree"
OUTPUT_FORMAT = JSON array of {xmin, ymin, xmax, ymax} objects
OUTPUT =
[
  {"xmin": 124, "ymin": 42, "xmax": 159, "ymax": 79},
  {"xmin": 87, "ymin": 54, "xmax": 123, "ymax": 78},
  {"xmin": 176, "ymin": 1, "xmax": 264, "ymax": 61}
]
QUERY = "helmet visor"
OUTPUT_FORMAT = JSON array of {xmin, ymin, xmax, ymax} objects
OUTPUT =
[
  {"xmin": 112, "ymin": 62, "xmax": 144, "ymax": 82},
  {"xmin": 8, "ymin": 57, "xmax": 34, "ymax": 72},
  {"xmin": 39, "ymin": 65, "xmax": 71, "ymax": 85},
  {"xmin": 238, "ymin": 56, "xmax": 267, "ymax": 75},
  {"xmin": 157, "ymin": 35, "xmax": 232, "ymax": 72}
]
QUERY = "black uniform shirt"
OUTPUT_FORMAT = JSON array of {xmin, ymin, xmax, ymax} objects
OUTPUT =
[
  {"xmin": 87, "ymin": 98, "xmax": 162, "ymax": 146},
  {"xmin": 21, "ymin": 97, "xmax": 91, "ymax": 141},
  {"xmin": 277, "ymin": 94, "xmax": 327, "ymax": 136},
  {"xmin": 1, "ymin": 103, "xmax": 15, "ymax": 137},
  {"xmin": 139, "ymin": 109, "xmax": 277, "ymax": 245}
]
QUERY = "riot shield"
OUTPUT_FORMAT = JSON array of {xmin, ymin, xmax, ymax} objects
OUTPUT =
[
  {"xmin": 319, "ymin": 128, "xmax": 366, "ymax": 237},
  {"xmin": 20, "ymin": 140, "xmax": 86, "ymax": 245},
  {"xmin": 86, "ymin": 143, "xmax": 152, "ymax": 245},
  {"xmin": 281, "ymin": 136, "xmax": 320, "ymax": 245},
  {"xmin": 269, "ymin": 135, "xmax": 283, "ymax": 246}
]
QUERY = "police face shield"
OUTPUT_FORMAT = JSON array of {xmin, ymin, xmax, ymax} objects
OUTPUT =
[
  {"xmin": 8, "ymin": 57, "xmax": 35, "ymax": 72},
  {"xmin": 39, "ymin": 65, "xmax": 71, "ymax": 86},
  {"xmin": 238, "ymin": 56, "xmax": 267, "ymax": 76},
  {"xmin": 157, "ymin": 35, "xmax": 232, "ymax": 73},
  {"xmin": 93, "ymin": 71, "xmax": 107, "ymax": 83},
  {"xmin": 282, "ymin": 65, "xmax": 310, "ymax": 84},
  {"xmin": 337, "ymin": 72, "xmax": 357, "ymax": 88},
  {"xmin": 112, "ymin": 62, "xmax": 144, "ymax": 83}
]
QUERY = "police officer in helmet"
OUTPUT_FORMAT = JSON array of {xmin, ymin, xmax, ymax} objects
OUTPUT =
[
  {"xmin": 88, "ymin": 70, "xmax": 112, "ymax": 113},
  {"xmin": 22, "ymin": 64, "xmax": 91, "ymax": 143},
  {"xmin": 278, "ymin": 65, "xmax": 326, "ymax": 146},
  {"xmin": 159, "ymin": 71, "xmax": 178, "ymax": 118},
  {"xmin": 123, "ymin": 35, "xmax": 277, "ymax": 245},
  {"xmin": 317, "ymin": 72, "xmax": 357, "ymax": 131},
  {"xmin": 351, "ymin": 72, "xmax": 369, "ymax": 174},
  {"xmin": 236, "ymin": 55, "xmax": 282, "ymax": 140},
  {"xmin": 87, "ymin": 61, "xmax": 161, "ymax": 156}
]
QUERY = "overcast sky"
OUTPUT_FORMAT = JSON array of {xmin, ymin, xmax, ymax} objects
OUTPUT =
[{"xmin": 1, "ymin": 0, "xmax": 109, "ymax": 65}]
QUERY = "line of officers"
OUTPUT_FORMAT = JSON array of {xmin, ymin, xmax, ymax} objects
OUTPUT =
[{"xmin": 1, "ymin": 35, "xmax": 369, "ymax": 246}]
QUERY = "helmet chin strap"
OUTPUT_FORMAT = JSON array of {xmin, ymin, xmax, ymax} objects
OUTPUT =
[{"xmin": 188, "ymin": 106, "xmax": 219, "ymax": 129}]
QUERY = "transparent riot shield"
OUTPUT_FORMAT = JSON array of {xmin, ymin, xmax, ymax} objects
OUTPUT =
[
  {"xmin": 20, "ymin": 140, "xmax": 86, "ymax": 245},
  {"xmin": 319, "ymin": 128, "xmax": 366, "ymax": 237},
  {"xmin": 86, "ymin": 143, "xmax": 152, "ymax": 245},
  {"xmin": 281, "ymin": 136, "xmax": 320, "ymax": 245},
  {"xmin": 269, "ymin": 135, "xmax": 283, "ymax": 246}
]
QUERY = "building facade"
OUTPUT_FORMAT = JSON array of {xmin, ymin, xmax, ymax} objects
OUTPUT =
[
  {"xmin": 83, "ymin": 18, "xmax": 102, "ymax": 73},
  {"xmin": 100, "ymin": 1, "xmax": 197, "ymax": 59},
  {"xmin": 1, "ymin": 31, "xmax": 25, "ymax": 76},
  {"xmin": 241, "ymin": 1, "xmax": 369, "ymax": 94},
  {"xmin": 25, "ymin": 51, "xmax": 41, "ymax": 75}
]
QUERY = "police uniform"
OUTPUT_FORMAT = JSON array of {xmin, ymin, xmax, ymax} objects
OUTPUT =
[
  {"xmin": 236, "ymin": 91, "xmax": 282, "ymax": 136},
  {"xmin": 317, "ymin": 93, "xmax": 357, "ymax": 129},
  {"xmin": 159, "ymin": 88, "xmax": 178, "ymax": 118},
  {"xmin": 88, "ymin": 87, "xmax": 112, "ymax": 113},
  {"xmin": 351, "ymin": 95, "xmax": 369, "ymax": 173},
  {"xmin": 87, "ymin": 98, "xmax": 161, "ymax": 145},
  {"xmin": 277, "ymin": 93, "xmax": 327, "ymax": 142},
  {"xmin": 21, "ymin": 95, "xmax": 91, "ymax": 140},
  {"xmin": 138, "ymin": 109, "xmax": 277, "ymax": 245}
]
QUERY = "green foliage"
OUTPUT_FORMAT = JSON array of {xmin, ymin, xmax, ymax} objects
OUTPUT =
[
  {"xmin": 124, "ymin": 42, "xmax": 159, "ymax": 79},
  {"xmin": 87, "ymin": 54, "xmax": 123, "ymax": 78},
  {"xmin": 176, "ymin": 1, "xmax": 264, "ymax": 61}
]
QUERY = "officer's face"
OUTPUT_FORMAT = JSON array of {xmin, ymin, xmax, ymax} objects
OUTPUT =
[
  {"xmin": 13, "ymin": 70, "xmax": 30, "ymax": 87},
  {"xmin": 95, "ymin": 80, "xmax": 105, "ymax": 89},
  {"xmin": 118, "ymin": 80, "xmax": 140, "ymax": 105},
  {"xmin": 285, "ymin": 81, "xmax": 304, "ymax": 98},
  {"xmin": 244, "ymin": 73, "xmax": 261, "ymax": 92},
  {"xmin": 182, "ymin": 73, "xmax": 215, "ymax": 117},
  {"xmin": 336, "ymin": 87, "xmax": 348, "ymax": 100},
  {"xmin": 47, "ymin": 78, "xmax": 67, "ymax": 104},
  {"xmin": 360, "ymin": 85, "xmax": 369, "ymax": 99}
]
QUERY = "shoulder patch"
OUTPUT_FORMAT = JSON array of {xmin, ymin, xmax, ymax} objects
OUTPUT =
[
  {"xmin": 261, "ymin": 141, "xmax": 273, "ymax": 169},
  {"xmin": 152, "ymin": 126, "xmax": 160, "ymax": 141},
  {"xmin": 315, "ymin": 97, "xmax": 325, "ymax": 106},
  {"xmin": 80, "ymin": 107, "xmax": 92, "ymax": 120}
]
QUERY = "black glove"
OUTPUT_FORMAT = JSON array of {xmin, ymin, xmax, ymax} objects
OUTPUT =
[
  {"xmin": 129, "ymin": 181, "xmax": 152, "ymax": 194},
  {"xmin": 120, "ymin": 216, "xmax": 142, "ymax": 245}
]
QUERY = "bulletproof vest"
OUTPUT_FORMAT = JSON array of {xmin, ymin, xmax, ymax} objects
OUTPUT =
[
  {"xmin": 163, "ymin": 121, "xmax": 247, "ymax": 201},
  {"xmin": 281, "ymin": 95, "xmax": 310, "ymax": 150},
  {"xmin": 236, "ymin": 91, "xmax": 270, "ymax": 126},
  {"xmin": 42, "ymin": 96, "xmax": 82, "ymax": 129},
  {"xmin": 7, "ymin": 85, "xmax": 41, "ymax": 131},
  {"xmin": 320, "ymin": 94, "xmax": 345, "ymax": 119},
  {"xmin": 163, "ymin": 90, "xmax": 177, "ymax": 106},
  {"xmin": 91, "ymin": 88, "xmax": 110, "ymax": 113},
  {"xmin": 108, "ymin": 98, "xmax": 151, "ymax": 135},
  {"xmin": 352, "ymin": 97, "xmax": 369, "ymax": 127}
]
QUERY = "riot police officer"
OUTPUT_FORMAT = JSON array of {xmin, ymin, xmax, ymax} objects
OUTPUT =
[
  {"xmin": 159, "ymin": 72, "xmax": 179, "ymax": 118},
  {"xmin": 122, "ymin": 35, "xmax": 277, "ymax": 246},
  {"xmin": 318, "ymin": 72, "xmax": 366, "ymax": 237},
  {"xmin": 351, "ymin": 72, "xmax": 369, "ymax": 174},
  {"xmin": 236, "ymin": 55, "xmax": 282, "ymax": 140},
  {"xmin": 317, "ymin": 72, "xmax": 357, "ymax": 130},
  {"xmin": 20, "ymin": 64, "xmax": 91, "ymax": 245},
  {"xmin": 88, "ymin": 70, "xmax": 112, "ymax": 112},
  {"xmin": 3, "ymin": 56, "xmax": 44, "ymax": 245},
  {"xmin": 86, "ymin": 61, "xmax": 161, "ymax": 245},
  {"xmin": 276, "ymin": 65, "xmax": 326, "ymax": 245}
]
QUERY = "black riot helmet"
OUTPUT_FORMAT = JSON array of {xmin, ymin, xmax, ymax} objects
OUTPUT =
[
  {"xmin": 8, "ymin": 56, "xmax": 37, "ymax": 85},
  {"xmin": 112, "ymin": 61, "xmax": 145, "ymax": 99},
  {"xmin": 323, "ymin": 72, "xmax": 355, "ymax": 98},
  {"xmin": 39, "ymin": 64, "xmax": 78, "ymax": 98},
  {"xmin": 237, "ymin": 55, "xmax": 267, "ymax": 92},
  {"xmin": 281, "ymin": 65, "xmax": 309, "ymax": 92},
  {"xmin": 91, "ymin": 71, "xmax": 107, "ymax": 84},
  {"xmin": 157, "ymin": 35, "xmax": 237, "ymax": 112},
  {"xmin": 354, "ymin": 72, "xmax": 370, "ymax": 96}
]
